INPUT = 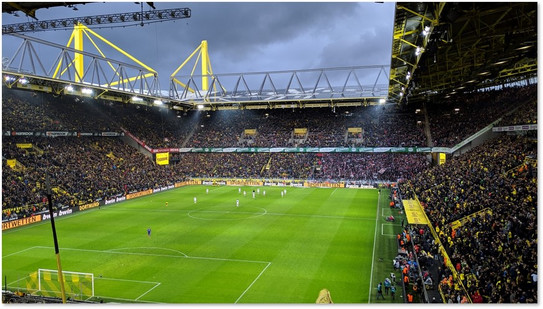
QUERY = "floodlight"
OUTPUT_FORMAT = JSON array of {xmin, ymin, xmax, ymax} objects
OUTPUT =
[
  {"xmin": 516, "ymin": 45, "xmax": 532, "ymax": 51},
  {"xmin": 422, "ymin": 26, "xmax": 430, "ymax": 36},
  {"xmin": 492, "ymin": 60, "xmax": 507, "ymax": 65}
]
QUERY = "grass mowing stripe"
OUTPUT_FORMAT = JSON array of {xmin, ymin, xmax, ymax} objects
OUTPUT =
[
  {"xmin": 33, "ymin": 246, "xmax": 271, "ymax": 264},
  {"xmin": 91, "ymin": 295, "xmax": 163, "ymax": 303},
  {"xmin": 135, "ymin": 282, "xmax": 162, "ymax": 301},
  {"xmin": 106, "ymin": 206, "xmax": 376, "ymax": 221},
  {"xmin": 3, "ymin": 186, "xmax": 391, "ymax": 303},
  {"xmin": 7, "ymin": 275, "xmax": 30, "ymax": 287},
  {"xmin": 381, "ymin": 223, "xmax": 401, "ymax": 236},
  {"xmin": 109, "ymin": 247, "xmax": 188, "ymax": 257},
  {"xmin": 97, "ymin": 277, "xmax": 161, "ymax": 284},
  {"xmin": 368, "ymin": 191, "xmax": 380, "ymax": 303},
  {"xmin": 235, "ymin": 262, "xmax": 272, "ymax": 303},
  {"xmin": 5, "ymin": 246, "xmax": 270, "ymax": 302},
  {"xmin": 1, "ymin": 207, "xmax": 104, "ymax": 235},
  {"xmin": 2, "ymin": 246, "xmax": 40, "ymax": 258}
]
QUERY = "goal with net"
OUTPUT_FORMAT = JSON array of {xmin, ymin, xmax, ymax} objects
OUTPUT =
[{"xmin": 25, "ymin": 269, "xmax": 94, "ymax": 300}]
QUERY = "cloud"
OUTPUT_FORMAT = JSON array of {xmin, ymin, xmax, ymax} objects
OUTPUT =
[{"xmin": 2, "ymin": 2, "xmax": 394, "ymax": 88}]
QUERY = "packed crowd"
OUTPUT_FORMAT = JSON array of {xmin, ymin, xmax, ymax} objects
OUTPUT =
[
  {"xmin": 498, "ymin": 99, "xmax": 537, "ymax": 126},
  {"xmin": 2, "ymin": 90, "xmax": 115, "ymax": 132},
  {"xmin": 313, "ymin": 153, "xmax": 429, "ymax": 182},
  {"xmin": 1, "ymin": 81, "xmax": 537, "ymax": 304},
  {"xmin": 174, "ymin": 153, "xmax": 269, "ymax": 179},
  {"xmin": 2, "ymin": 137, "xmax": 187, "ymax": 220},
  {"xmin": 172, "ymin": 152, "xmax": 424, "ymax": 181},
  {"xmin": 3, "ymin": 133, "xmax": 427, "ymax": 218},
  {"xmin": 399, "ymin": 134, "xmax": 537, "ymax": 303},
  {"xmin": 427, "ymin": 85, "xmax": 536, "ymax": 147},
  {"xmin": 3, "ymin": 84, "xmax": 534, "ymax": 149}
]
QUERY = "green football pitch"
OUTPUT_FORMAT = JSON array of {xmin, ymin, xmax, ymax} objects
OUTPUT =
[{"xmin": 2, "ymin": 185, "xmax": 405, "ymax": 303}]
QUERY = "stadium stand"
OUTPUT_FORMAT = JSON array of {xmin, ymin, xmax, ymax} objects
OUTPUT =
[
  {"xmin": 1, "ymin": 83, "xmax": 537, "ymax": 304},
  {"xmin": 2, "ymin": 136, "xmax": 187, "ymax": 219},
  {"xmin": 4, "ymin": 85, "xmax": 534, "ymax": 150},
  {"xmin": 426, "ymin": 85, "xmax": 536, "ymax": 147},
  {"xmin": 398, "ymin": 134, "xmax": 537, "ymax": 303},
  {"xmin": 497, "ymin": 99, "xmax": 537, "ymax": 126}
]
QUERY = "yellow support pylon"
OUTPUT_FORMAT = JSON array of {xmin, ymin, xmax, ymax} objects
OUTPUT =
[
  {"xmin": 201, "ymin": 40, "xmax": 209, "ymax": 91},
  {"xmin": 53, "ymin": 22, "xmax": 157, "ymax": 87},
  {"xmin": 171, "ymin": 40, "xmax": 222, "ymax": 93},
  {"xmin": 74, "ymin": 23, "xmax": 84, "ymax": 83}
]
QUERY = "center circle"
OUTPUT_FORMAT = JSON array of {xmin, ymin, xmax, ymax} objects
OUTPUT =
[{"xmin": 187, "ymin": 205, "xmax": 267, "ymax": 220}]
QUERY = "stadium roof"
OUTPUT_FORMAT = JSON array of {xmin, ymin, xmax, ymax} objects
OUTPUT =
[
  {"xmin": 2, "ymin": 2, "xmax": 90, "ymax": 19},
  {"xmin": 3, "ymin": 2, "xmax": 537, "ymax": 109},
  {"xmin": 390, "ymin": 2, "xmax": 537, "ymax": 105}
]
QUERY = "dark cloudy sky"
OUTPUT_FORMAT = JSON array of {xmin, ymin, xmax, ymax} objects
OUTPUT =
[{"xmin": 2, "ymin": 1, "xmax": 395, "ymax": 90}]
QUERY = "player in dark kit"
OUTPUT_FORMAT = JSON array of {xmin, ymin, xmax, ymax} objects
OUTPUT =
[{"xmin": 147, "ymin": 227, "xmax": 151, "ymax": 237}]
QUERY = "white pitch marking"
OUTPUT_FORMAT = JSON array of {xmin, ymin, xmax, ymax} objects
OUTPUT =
[
  {"xmin": 235, "ymin": 262, "xmax": 271, "ymax": 303},
  {"xmin": 381, "ymin": 223, "xmax": 399, "ymax": 236},
  {"xmin": 33, "ymin": 246, "xmax": 270, "ymax": 264},
  {"xmin": 104, "ymin": 207, "xmax": 375, "ymax": 221},
  {"xmin": 135, "ymin": 282, "xmax": 162, "ymax": 301},
  {"xmin": 109, "ymin": 247, "xmax": 188, "ymax": 257},
  {"xmin": 264, "ymin": 212, "xmax": 375, "ymax": 221},
  {"xmin": 187, "ymin": 207, "xmax": 268, "ymax": 221},
  {"xmin": 368, "ymin": 192, "xmax": 381, "ymax": 303},
  {"xmin": 96, "ymin": 277, "xmax": 161, "ymax": 285},
  {"xmin": 7, "ymin": 275, "xmax": 31, "ymax": 287},
  {"xmin": 9, "ymin": 246, "xmax": 272, "ymax": 303},
  {"xmin": 2, "ymin": 246, "xmax": 40, "ymax": 258},
  {"xmin": 91, "ymin": 295, "xmax": 163, "ymax": 303}
]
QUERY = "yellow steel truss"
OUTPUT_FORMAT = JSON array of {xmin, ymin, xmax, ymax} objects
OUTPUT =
[
  {"xmin": 171, "ymin": 40, "xmax": 221, "ymax": 94},
  {"xmin": 52, "ymin": 22, "xmax": 156, "ymax": 87}
]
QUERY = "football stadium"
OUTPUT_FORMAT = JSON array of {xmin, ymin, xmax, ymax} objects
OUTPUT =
[{"xmin": 1, "ymin": 2, "xmax": 537, "ymax": 304}]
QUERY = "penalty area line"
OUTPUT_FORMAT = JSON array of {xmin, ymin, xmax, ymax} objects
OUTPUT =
[
  {"xmin": 3, "ymin": 246, "xmax": 41, "ymax": 258},
  {"xmin": 234, "ymin": 262, "xmax": 271, "ymax": 303},
  {"xmin": 135, "ymin": 282, "xmax": 162, "ymax": 301}
]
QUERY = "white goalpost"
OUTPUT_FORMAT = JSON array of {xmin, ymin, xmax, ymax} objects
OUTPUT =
[{"xmin": 36, "ymin": 268, "xmax": 95, "ymax": 300}]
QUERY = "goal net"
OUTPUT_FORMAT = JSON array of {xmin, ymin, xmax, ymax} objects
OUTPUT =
[{"xmin": 27, "ymin": 269, "xmax": 94, "ymax": 300}]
